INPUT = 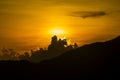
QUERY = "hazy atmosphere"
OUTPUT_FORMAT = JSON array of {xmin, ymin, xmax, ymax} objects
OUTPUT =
[{"xmin": 0, "ymin": 0, "xmax": 120, "ymax": 54}]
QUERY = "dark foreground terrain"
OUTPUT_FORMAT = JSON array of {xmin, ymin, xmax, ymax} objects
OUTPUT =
[{"xmin": 0, "ymin": 36, "xmax": 120, "ymax": 79}]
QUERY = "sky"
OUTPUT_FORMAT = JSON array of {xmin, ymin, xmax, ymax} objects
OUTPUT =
[{"xmin": 0, "ymin": 0, "xmax": 120, "ymax": 54}]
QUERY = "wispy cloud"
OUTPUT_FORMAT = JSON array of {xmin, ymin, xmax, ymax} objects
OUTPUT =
[
  {"xmin": 70, "ymin": 10, "xmax": 120, "ymax": 19},
  {"xmin": 70, "ymin": 11, "xmax": 107, "ymax": 19}
]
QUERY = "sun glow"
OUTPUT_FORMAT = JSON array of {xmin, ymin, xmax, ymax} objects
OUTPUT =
[
  {"xmin": 50, "ymin": 28, "xmax": 65, "ymax": 35},
  {"xmin": 44, "ymin": 26, "xmax": 71, "ymax": 37}
]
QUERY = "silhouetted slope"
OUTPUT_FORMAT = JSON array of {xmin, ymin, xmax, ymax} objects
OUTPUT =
[
  {"xmin": 40, "ymin": 36, "xmax": 120, "ymax": 76},
  {"xmin": 0, "ymin": 36, "xmax": 119, "ymax": 78},
  {"xmin": 47, "ymin": 36, "xmax": 120, "ymax": 64}
]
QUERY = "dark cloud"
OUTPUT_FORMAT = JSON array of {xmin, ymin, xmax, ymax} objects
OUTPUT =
[{"xmin": 70, "ymin": 11, "xmax": 107, "ymax": 19}]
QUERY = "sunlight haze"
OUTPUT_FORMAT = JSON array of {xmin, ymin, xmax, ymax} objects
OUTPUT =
[{"xmin": 0, "ymin": 0, "xmax": 120, "ymax": 54}]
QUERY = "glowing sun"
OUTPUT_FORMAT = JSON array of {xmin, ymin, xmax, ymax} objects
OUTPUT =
[{"xmin": 50, "ymin": 29, "xmax": 65, "ymax": 35}]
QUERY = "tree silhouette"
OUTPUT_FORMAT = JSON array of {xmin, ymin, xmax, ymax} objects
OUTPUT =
[
  {"xmin": 29, "ymin": 35, "xmax": 75, "ymax": 62},
  {"xmin": 74, "ymin": 43, "xmax": 78, "ymax": 49},
  {"xmin": 1, "ymin": 48, "xmax": 19, "ymax": 60},
  {"xmin": 0, "ymin": 35, "xmax": 77, "ymax": 62}
]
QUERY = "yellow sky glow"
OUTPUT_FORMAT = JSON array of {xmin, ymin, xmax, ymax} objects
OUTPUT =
[
  {"xmin": 50, "ymin": 29, "xmax": 65, "ymax": 35},
  {"xmin": 0, "ymin": 0, "xmax": 120, "ymax": 54}
]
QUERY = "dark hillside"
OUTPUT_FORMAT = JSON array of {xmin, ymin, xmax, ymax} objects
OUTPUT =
[{"xmin": 0, "ymin": 36, "xmax": 119, "ymax": 79}]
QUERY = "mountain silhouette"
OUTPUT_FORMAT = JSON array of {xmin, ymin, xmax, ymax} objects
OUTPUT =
[
  {"xmin": 44, "ymin": 36, "xmax": 120, "ymax": 64},
  {"xmin": 38, "ymin": 36, "xmax": 120, "ymax": 77},
  {"xmin": 0, "ymin": 36, "xmax": 119, "ymax": 78}
]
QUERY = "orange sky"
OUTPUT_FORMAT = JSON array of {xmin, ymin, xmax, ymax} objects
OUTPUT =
[{"xmin": 0, "ymin": 0, "xmax": 120, "ymax": 53}]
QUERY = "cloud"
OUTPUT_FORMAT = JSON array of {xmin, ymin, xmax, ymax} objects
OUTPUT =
[{"xmin": 70, "ymin": 11, "xmax": 107, "ymax": 19}]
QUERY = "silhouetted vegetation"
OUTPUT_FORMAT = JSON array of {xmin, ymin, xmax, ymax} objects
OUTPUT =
[
  {"xmin": 0, "ymin": 36, "xmax": 119, "ymax": 78},
  {"xmin": 29, "ymin": 35, "xmax": 77, "ymax": 62},
  {"xmin": 0, "ymin": 48, "xmax": 19, "ymax": 60},
  {"xmin": 0, "ymin": 35, "xmax": 78, "ymax": 62},
  {"xmin": 18, "ymin": 35, "xmax": 78, "ymax": 62}
]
